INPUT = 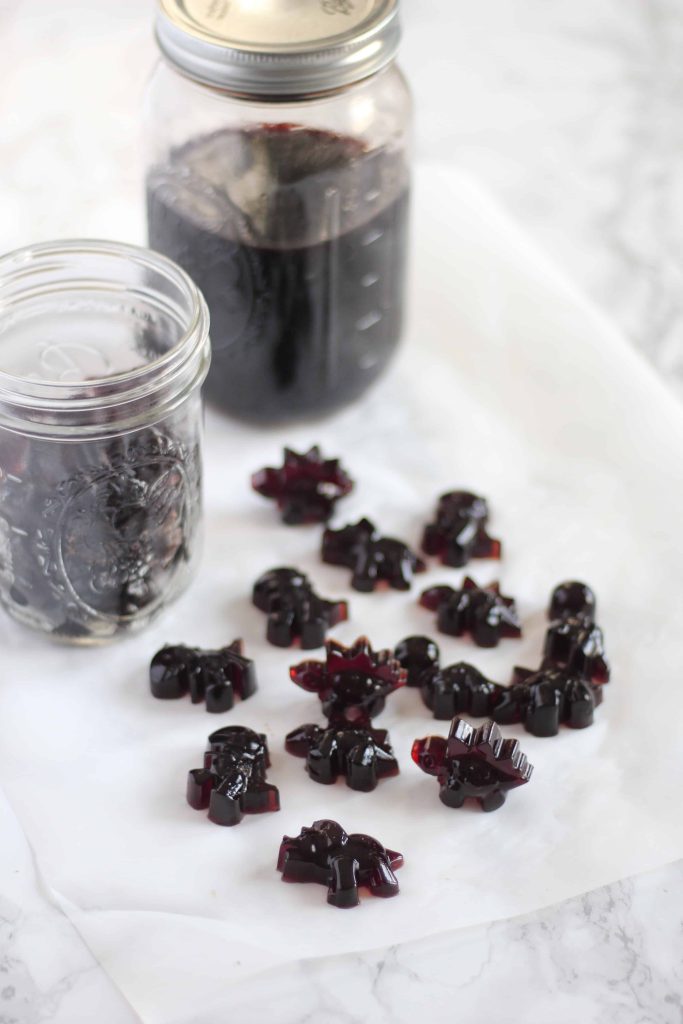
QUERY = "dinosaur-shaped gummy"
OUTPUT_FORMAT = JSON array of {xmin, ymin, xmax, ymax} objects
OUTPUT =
[
  {"xmin": 277, "ymin": 819, "xmax": 403, "ymax": 908},
  {"xmin": 285, "ymin": 724, "xmax": 399, "ymax": 791},
  {"xmin": 187, "ymin": 726, "xmax": 280, "ymax": 826},
  {"xmin": 251, "ymin": 446, "xmax": 354, "ymax": 524},
  {"xmin": 492, "ymin": 666, "xmax": 603, "ymax": 737},
  {"xmin": 290, "ymin": 636, "xmax": 406, "ymax": 727},
  {"xmin": 493, "ymin": 580, "xmax": 610, "ymax": 736},
  {"xmin": 393, "ymin": 635, "xmax": 440, "ymax": 687},
  {"xmin": 394, "ymin": 635, "xmax": 504, "ymax": 719},
  {"xmin": 322, "ymin": 517, "xmax": 426, "ymax": 592},
  {"xmin": 150, "ymin": 640, "xmax": 257, "ymax": 712},
  {"xmin": 412, "ymin": 718, "xmax": 533, "ymax": 812},
  {"xmin": 253, "ymin": 567, "xmax": 348, "ymax": 648},
  {"xmin": 542, "ymin": 616, "xmax": 610, "ymax": 685},
  {"xmin": 419, "ymin": 577, "xmax": 522, "ymax": 647},
  {"xmin": 422, "ymin": 490, "xmax": 502, "ymax": 567}
]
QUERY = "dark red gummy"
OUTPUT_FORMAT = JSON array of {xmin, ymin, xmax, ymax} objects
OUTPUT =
[
  {"xmin": 412, "ymin": 718, "xmax": 533, "ymax": 812},
  {"xmin": 491, "ymin": 581, "xmax": 609, "ymax": 736},
  {"xmin": 393, "ymin": 635, "xmax": 440, "ymax": 687},
  {"xmin": 549, "ymin": 580, "xmax": 596, "ymax": 621},
  {"xmin": 542, "ymin": 615, "xmax": 610, "ymax": 685},
  {"xmin": 251, "ymin": 446, "xmax": 354, "ymax": 524},
  {"xmin": 277, "ymin": 819, "xmax": 403, "ymax": 908},
  {"xmin": 150, "ymin": 640, "xmax": 257, "ymax": 712},
  {"xmin": 493, "ymin": 666, "xmax": 603, "ymax": 737},
  {"xmin": 285, "ymin": 724, "xmax": 398, "ymax": 791},
  {"xmin": 542, "ymin": 582, "xmax": 609, "ymax": 685},
  {"xmin": 422, "ymin": 491, "xmax": 502, "ymax": 568},
  {"xmin": 290, "ymin": 636, "xmax": 406, "ymax": 727},
  {"xmin": 322, "ymin": 517, "xmax": 426, "ymax": 592},
  {"xmin": 252, "ymin": 567, "xmax": 348, "ymax": 648},
  {"xmin": 394, "ymin": 635, "xmax": 503, "ymax": 717},
  {"xmin": 147, "ymin": 126, "xmax": 409, "ymax": 423},
  {"xmin": 420, "ymin": 577, "xmax": 522, "ymax": 647},
  {"xmin": 187, "ymin": 726, "xmax": 279, "ymax": 826}
]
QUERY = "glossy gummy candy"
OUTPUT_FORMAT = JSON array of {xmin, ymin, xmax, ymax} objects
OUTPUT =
[
  {"xmin": 542, "ymin": 616, "xmax": 610, "ymax": 685},
  {"xmin": 290, "ymin": 636, "xmax": 406, "ymax": 727},
  {"xmin": 545, "ymin": 579, "xmax": 608, "ymax": 681},
  {"xmin": 322, "ymin": 517, "xmax": 426, "ymax": 592},
  {"xmin": 548, "ymin": 580, "xmax": 597, "ymax": 621},
  {"xmin": 545, "ymin": 580, "xmax": 608, "ymax": 683},
  {"xmin": 493, "ymin": 580, "xmax": 609, "ymax": 736},
  {"xmin": 393, "ymin": 635, "xmax": 440, "ymax": 687},
  {"xmin": 394, "ymin": 635, "xmax": 504, "ymax": 718},
  {"xmin": 187, "ymin": 726, "xmax": 280, "ymax": 825},
  {"xmin": 493, "ymin": 666, "xmax": 603, "ymax": 737},
  {"xmin": 412, "ymin": 718, "xmax": 533, "ymax": 812},
  {"xmin": 419, "ymin": 577, "xmax": 522, "ymax": 647},
  {"xmin": 285, "ymin": 724, "xmax": 399, "ymax": 791},
  {"xmin": 277, "ymin": 819, "xmax": 403, "ymax": 908},
  {"xmin": 251, "ymin": 446, "xmax": 354, "ymax": 524},
  {"xmin": 398, "ymin": 636, "xmax": 504, "ymax": 719},
  {"xmin": 252, "ymin": 567, "xmax": 348, "ymax": 648},
  {"xmin": 422, "ymin": 490, "xmax": 501, "ymax": 567},
  {"xmin": 150, "ymin": 640, "xmax": 257, "ymax": 712}
]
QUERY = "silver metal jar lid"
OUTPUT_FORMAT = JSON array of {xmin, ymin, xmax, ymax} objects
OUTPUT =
[{"xmin": 155, "ymin": 0, "xmax": 401, "ymax": 97}]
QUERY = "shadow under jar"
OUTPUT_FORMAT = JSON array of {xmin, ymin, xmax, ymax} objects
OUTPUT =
[
  {"xmin": 146, "ymin": 0, "xmax": 412, "ymax": 424},
  {"xmin": 0, "ymin": 241, "xmax": 211, "ymax": 643}
]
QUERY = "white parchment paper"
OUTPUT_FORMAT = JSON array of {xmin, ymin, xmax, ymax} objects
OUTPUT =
[{"xmin": 1, "ymin": 164, "xmax": 682, "ymax": 1023}]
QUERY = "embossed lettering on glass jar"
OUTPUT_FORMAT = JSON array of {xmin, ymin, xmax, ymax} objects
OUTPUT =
[
  {"xmin": 146, "ymin": 0, "xmax": 412, "ymax": 423},
  {"xmin": 0, "ymin": 241, "xmax": 211, "ymax": 642}
]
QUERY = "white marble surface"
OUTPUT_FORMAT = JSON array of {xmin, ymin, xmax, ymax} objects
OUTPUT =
[
  {"xmin": 0, "ymin": 791, "xmax": 140, "ymax": 1024},
  {"xmin": 182, "ymin": 859, "xmax": 683, "ymax": 1024},
  {"xmin": 1, "ymin": 1, "xmax": 682, "ymax": 1022}
]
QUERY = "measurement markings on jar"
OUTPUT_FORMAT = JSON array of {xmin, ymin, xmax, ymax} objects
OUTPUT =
[
  {"xmin": 356, "ymin": 311, "xmax": 382, "ymax": 331},
  {"xmin": 361, "ymin": 227, "xmax": 384, "ymax": 246}
]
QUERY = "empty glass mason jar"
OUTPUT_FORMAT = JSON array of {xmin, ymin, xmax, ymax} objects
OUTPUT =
[
  {"xmin": 0, "ymin": 240, "xmax": 211, "ymax": 643},
  {"xmin": 145, "ymin": 0, "xmax": 412, "ymax": 424}
]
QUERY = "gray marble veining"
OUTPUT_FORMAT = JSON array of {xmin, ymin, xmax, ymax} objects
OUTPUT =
[{"xmin": 181, "ymin": 860, "xmax": 683, "ymax": 1024}]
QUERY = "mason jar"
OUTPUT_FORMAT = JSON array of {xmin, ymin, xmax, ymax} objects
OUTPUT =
[
  {"xmin": 0, "ymin": 240, "xmax": 211, "ymax": 643},
  {"xmin": 145, "ymin": 0, "xmax": 412, "ymax": 424}
]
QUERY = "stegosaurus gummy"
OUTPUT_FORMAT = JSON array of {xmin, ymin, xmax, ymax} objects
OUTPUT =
[{"xmin": 412, "ymin": 718, "xmax": 533, "ymax": 812}]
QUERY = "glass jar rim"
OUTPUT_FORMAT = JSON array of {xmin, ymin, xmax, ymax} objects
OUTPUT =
[{"xmin": 0, "ymin": 239, "xmax": 211, "ymax": 438}]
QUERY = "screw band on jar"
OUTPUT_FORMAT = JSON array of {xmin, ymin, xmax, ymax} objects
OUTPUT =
[{"xmin": 155, "ymin": 0, "xmax": 401, "ymax": 97}]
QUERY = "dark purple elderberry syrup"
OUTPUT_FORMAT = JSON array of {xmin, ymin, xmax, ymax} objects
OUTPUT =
[{"xmin": 147, "ymin": 124, "xmax": 409, "ymax": 424}]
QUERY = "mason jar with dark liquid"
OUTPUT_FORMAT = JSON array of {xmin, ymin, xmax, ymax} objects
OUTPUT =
[{"xmin": 145, "ymin": 0, "xmax": 412, "ymax": 424}]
